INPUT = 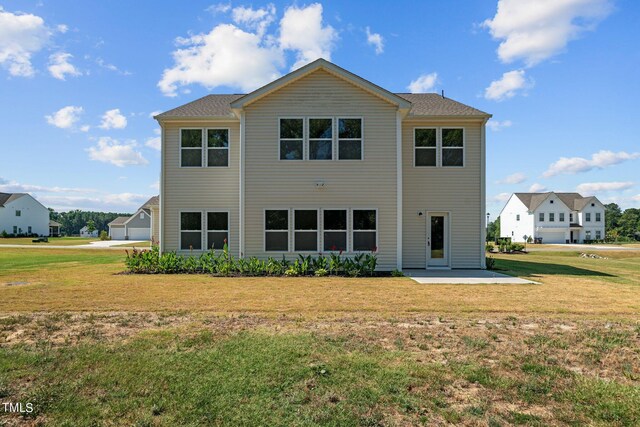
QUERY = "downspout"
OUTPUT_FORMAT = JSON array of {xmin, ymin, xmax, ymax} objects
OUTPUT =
[
  {"xmin": 480, "ymin": 119, "xmax": 487, "ymax": 268},
  {"xmin": 396, "ymin": 111, "xmax": 403, "ymax": 270},
  {"xmin": 239, "ymin": 111, "xmax": 245, "ymax": 258}
]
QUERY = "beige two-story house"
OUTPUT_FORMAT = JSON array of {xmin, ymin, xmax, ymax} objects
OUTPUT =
[{"xmin": 155, "ymin": 59, "xmax": 490, "ymax": 270}]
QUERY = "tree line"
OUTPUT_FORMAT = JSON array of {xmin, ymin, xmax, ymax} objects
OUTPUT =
[
  {"xmin": 486, "ymin": 203, "xmax": 640, "ymax": 242},
  {"xmin": 49, "ymin": 209, "xmax": 131, "ymax": 236}
]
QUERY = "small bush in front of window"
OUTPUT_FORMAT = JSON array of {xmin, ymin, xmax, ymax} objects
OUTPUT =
[{"xmin": 123, "ymin": 243, "xmax": 384, "ymax": 277}]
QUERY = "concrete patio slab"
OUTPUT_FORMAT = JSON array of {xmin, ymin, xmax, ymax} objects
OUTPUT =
[{"xmin": 404, "ymin": 269, "xmax": 538, "ymax": 284}]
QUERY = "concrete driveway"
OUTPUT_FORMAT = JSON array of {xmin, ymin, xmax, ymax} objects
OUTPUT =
[
  {"xmin": 404, "ymin": 269, "xmax": 538, "ymax": 284},
  {"xmin": 527, "ymin": 244, "xmax": 638, "ymax": 251},
  {"xmin": 0, "ymin": 240, "xmax": 147, "ymax": 250}
]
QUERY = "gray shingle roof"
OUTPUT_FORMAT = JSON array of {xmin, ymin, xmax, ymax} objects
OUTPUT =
[
  {"xmin": 108, "ymin": 216, "xmax": 130, "ymax": 226},
  {"xmin": 155, "ymin": 93, "xmax": 489, "ymax": 119},
  {"xmin": 514, "ymin": 192, "xmax": 601, "ymax": 211},
  {"xmin": 0, "ymin": 192, "xmax": 26, "ymax": 207},
  {"xmin": 141, "ymin": 195, "xmax": 159, "ymax": 209},
  {"xmin": 49, "ymin": 220, "xmax": 62, "ymax": 227}
]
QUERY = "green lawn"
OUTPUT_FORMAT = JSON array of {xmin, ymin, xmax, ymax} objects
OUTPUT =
[
  {"xmin": 0, "ymin": 237, "xmax": 98, "ymax": 246},
  {"xmin": 0, "ymin": 247, "xmax": 639, "ymax": 425}
]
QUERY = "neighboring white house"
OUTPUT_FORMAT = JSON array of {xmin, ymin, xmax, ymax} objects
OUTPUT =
[
  {"xmin": 154, "ymin": 59, "xmax": 491, "ymax": 270},
  {"xmin": 107, "ymin": 196, "xmax": 159, "ymax": 240},
  {"xmin": 0, "ymin": 192, "xmax": 50, "ymax": 236},
  {"xmin": 80, "ymin": 226, "xmax": 99, "ymax": 238},
  {"xmin": 499, "ymin": 192, "xmax": 606, "ymax": 244}
]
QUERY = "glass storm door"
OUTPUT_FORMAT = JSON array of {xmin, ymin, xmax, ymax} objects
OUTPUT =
[{"xmin": 427, "ymin": 213, "xmax": 449, "ymax": 267}]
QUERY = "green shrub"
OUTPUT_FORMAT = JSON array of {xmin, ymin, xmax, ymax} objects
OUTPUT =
[
  {"xmin": 391, "ymin": 269, "xmax": 404, "ymax": 277},
  {"xmin": 485, "ymin": 243, "xmax": 494, "ymax": 252},
  {"xmin": 99, "ymin": 230, "xmax": 110, "ymax": 241},
  {"xmin": 314, "ymin": 268, "xmax": 328, "ymax": 277},
  {"xmin": 486, "ymin": 256, "xmax": 496, "ymax": 270},
  {"xmin": 510, "ymin": 242, "xmax": 525, "ymax": 251}
]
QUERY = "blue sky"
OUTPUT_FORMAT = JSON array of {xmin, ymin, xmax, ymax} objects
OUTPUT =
[{"xmin": 0, "ymin": 0, "xmax": 638, "ymax": 218}]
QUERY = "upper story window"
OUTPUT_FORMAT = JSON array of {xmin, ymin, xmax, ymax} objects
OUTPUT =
[
  {"xmin": 516, "ymin": 214, "xmax": 520, "ymax": 221},
  {"xmin": 140, "ymin": 212, "xmax": 145, "ymax": 219},
  {"xmin": 15, "ymin": 210, "xmax": 21, "ymax": 217},
  {"xmin": 338, "ymin": 118, "xmax": 362, "ymax": 160},
  {"xmin": 595, "ymin": 212, "xmax": 601, "ymax": 222},
  {"xmin": 585, "ymin": 213, "xmax": 591, "ymax": 222},
  {"xmin": 539, "ymin": 212, "xmax": 544, "ymax": 222},
  {"xmin": 308, "ymin": 119, "xmax": 333, "ymax": 160},
  {"xmin": 279, "ymin": 119, "xmax": 303, "ymax": 160},
  {"xmin": 180, "ymin": 128, "xmax": 229, "ymax": 167},
  {"xmin": 414, "ymin": 128, "xmax": 464, "ymax": 167},
  {"xmin": 442, "ymin": 128, "xmax": 464, "ymax": 167},
  {"xmin": 559, "ymin": 213, "xmax": 565, "ymax": 222},
  {"xmin": 549, "ymin": 213, "xmax": 555, "ymax": 222},
  {"xmin": 570, "ymin": 213, "xmax": 574, "ymax": 222},
  {"xmin": 414, "ymin": 128, "xmax": 436, "ymax": 167}
]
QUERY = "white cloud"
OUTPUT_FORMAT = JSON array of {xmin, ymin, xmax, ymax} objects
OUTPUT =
[
  {"xmin": 158, "ymin": 24, "xmax": 283, "ymax": 96},
  {"xmin": 279, "ymin": 3, "xmax": 338, "ymax": 70},
  {"xmin": 0, "ymin": 179, "xmax": 94, "ymax": 194},
  {"xmin": 0, "ymin": 7, "xmax": 52, "ymax": 76},
  {"xmin": 486, "ymin": 119, "xmax": 512, "ymax": 131},
  {"xmin": 543, "ymin": 150, "xmax": 640, "ymax": 178},
  {"xmin": 483, "ymin": 0, "xmax": 613, "ymax": 66},
  {"xmin": 47, "ymin": 51, "xmax": 81, "ymax": 80},
  {"xmin": 148, "ymin": 111, "xmax": 162, "ymax": 118},
  {"xmin": 496, "ymin": 172, "xmax": 527, "ymax": 185},
  {"xmin": 96, "ymin": 57, "xmax": 131, "ymax": 76},
  {"xmin": 484, "ymin": 69, "xmax": 530, "ymax": 101},
  {"xmin": 632, "ymin": 194, "xmax": 640, "ymax": 202},
  {"xmin": 99, "ymin": 108, "xmax": 127, "ymax": 130},
  {"xmin": 87, "ymin": 137, "xmax": 148, "ymax": 167},
  {"xmin": 407, "ymin": 72, "xmax": 438, "ymax": 93},
  {"xmin": 150, "ymin": 180, "xmax": 160, "ymax": 191},
  {"xmin": 365, "ymin": 27, "xmax": 384, "ymax": 55},
  {"xmin": 576, "ymin": 181, "xmax": 634, "ymax": 193},
  {"xmin": 206, "ymin": 3, "xmax": 231, "ymax": 14},
  {"xmin": 45, "ymin": 105, "xmax": 84, "ymax": 129},
  {"xmin": 528, "ymin": 183, "xmax": 547, "ymax": 192},
  {"xmin": 232, "ymin": 4, "xmax": 276, "ymax": 37},
  {"xmin": 39, "ymin": 193, "xmax": 150, "ymax": 212},
  {"xmin": 56, "ymin": 24, "xmax": 68, "ymax": 33},
  {"xmin": 145, "ymin": 136, "xmax": 161, "ymax": 151},
  {"xmin": 491, "ymin": 192, "xmax": 512, "ymax": 203}
]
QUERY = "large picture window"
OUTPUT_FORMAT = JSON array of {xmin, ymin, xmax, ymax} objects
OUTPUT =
[
  {"xmin": 279, "ymin": 119, "xmax": 303, "ymax": 160},
  {"xmin": 352, "ymin": 210, "xmax": 377, "ymax": 251},
  {"xmin": 180, "ymin": 212, "xmax": 202, "ymax": 250},
  {"xmin": 265, "ymin": 210, "xmax": 289, "ymax": 251},
  {"xmin": 207, "ymin": 212, "xmax": 228, "ymax": 250},
  {"xmin": 441, "ymin": 128, "xmax": 464, "ymax": 167},
  {"xmin": 414, "ymin": 128, "xmax": 436, "ymax": 167},
  {"xmin": 207, "ymin": 129, "xmax": 229, "ymax": 167},
  {"xmin": 323, "ymin": 210, "xmax": 347, "ymax": 251},
  {"xmin": 338, "ymin": 118, "xmax": 362, "ymax": 160},
  {"xmin": 181, "ymin": 129, "xmax": 203, "ymax": 167},
  {"xmin": 294, "ymin": 210, "xmax": 318, "ymax": 251},
  {"xmin": 308, "ymin": 119, "xmax": 332, "ymax": 160}
]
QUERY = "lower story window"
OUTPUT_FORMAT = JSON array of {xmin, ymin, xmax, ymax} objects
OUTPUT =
[
  {"xmin": 352, "ymin": 210, "xmax": 377, "ymax": 251},
  {"xmin": 28, "ymin": 226, "xmax": 32, "ymax": 234},
  {"xmin": 180, "ymin": 212, "xmax": 202, "ymax": 250},
  {"xmin": 294, "ymin": 210, "xmax": 318, "ymax": 251},
  {"xmin": 585, "ymin": 230, "xmax": 591, "ymax": 240},
  {"xmin": 207, "ymin": 212, "xmax": 228, "ymax": 250},
  {"xmin": 323, "ymin": 210, "xmax": 347, "ymax": 251},
  {"xmin": 595, "ymin": 230, "xmax": 601, "ymax": 240},
  {"xmin": 265, "ymin": 210, "xmax": 289, "ymax": 251}
]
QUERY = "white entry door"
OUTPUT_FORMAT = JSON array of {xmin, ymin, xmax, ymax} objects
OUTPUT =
[{"xmin": 427, "ymin": 212, "xmax": 449, "ymax": 268}]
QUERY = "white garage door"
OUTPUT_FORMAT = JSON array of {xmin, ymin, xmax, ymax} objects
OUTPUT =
[
  {"xmin": 539, "ymin": 232, "xmax": 566, "ymax": 244},
  {"xmin": 110, "ymin": 226, "xmax": 126, "ymax": 240},
  {"xmin": 127, "ymin": 227, "xmax": 150, "ymax": 240}
]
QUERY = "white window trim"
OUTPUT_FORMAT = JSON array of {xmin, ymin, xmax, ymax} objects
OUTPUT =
[
  {"xmin": 413, "ymin": 127, "xmax": 438, "ymax": 168},
  {"xmin": 337, "ymin": 117, "xmax": 364, "ymax": 161},
  {"xmin": 539, "ymin": 212, "xmax": 545, "ymax": 222},
  {"xmin": 321, "ymin": 208, "xmax": 348, "ymax": 253},
  {"xmin": 595, "ymin": 213, "xmax": 602, "ymax": 222},
  {"xmin": 178, "ymin": 210, "xmax": 204, "ymax": 252},
  {"xmin": 205, "ymin": 128, "xmax": 231, "ymax": 168},
  {"xmin": 179, "ymin": 128, "xmax": 204, "ymax": 168},
  {"xmin": 585, "ymin": 213, "xmax": 591, "ymax": 222},
  {"xmin": 15, "ymin": 210, "xmax": 21, "ymax": 217},
  {"xmin": 264, "ymin": 208, "xmax": 290, "ymax": 252},
  {"xmin": 205, "ymin": 210, "xmax": 230, "ymax": 250},
  {"xmin": 351, "ymin": 208, "xmax": 379, "ymax": 253},
  {"xmin": 559, "ymin": 213, "xmax": 565, "ymax": 222},
  {"xmin": 307, "ymin": 117, "xmax": 334, "ymax": 161},
  {"xmin": 441, "ymin": 127, "xmax": 465, "ymax": 168},
  {"xmin": 278, "ymin": 117, "xmax": 305, "ymax": 162},
  {"xmin": 293, "ymin": 208, "xmax": 320, "ymax": 253},
  {"xmin": 549, "ymin": 213, "xmax": 555, "ymax": 222}
]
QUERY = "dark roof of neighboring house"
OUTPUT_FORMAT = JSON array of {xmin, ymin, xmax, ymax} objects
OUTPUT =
[
  {"xmin": 141, "ymin": 195, "xmax": 159, "ymax": 209},
  {"xmin": 0, "ymin": 192, "xmax": 26, "ymax": 207},
  {"xmin": 155, "ymin": 93, "xmax": 489, "ymax": 119},
  {"xmin": 108, "ymin": 216, "xmax": 130, "ymax": 226},
  {"xmin": 514, "ymin": 192, "xmax": 601, "ymax": 211}
]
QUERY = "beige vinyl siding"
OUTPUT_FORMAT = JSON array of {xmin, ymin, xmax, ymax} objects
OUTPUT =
[
  {"xmin": 244, "ymin": 69, "xmax": 398, "ymax": 269},
  {"xmin": 402, "ymin": 120, "xmax": 483, "ymax": 268},
  {"xmin": 161, "ymin": 120, "xmax": 240, "ymax": 255}
]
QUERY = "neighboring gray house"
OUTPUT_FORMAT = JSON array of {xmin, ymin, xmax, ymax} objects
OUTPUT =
[
  {"xmin": 500, "ymin": 192, "xmax": 606, "ymax": 243},
  {"xmin": 107, "ymin": 196, "xmax": 159, "ymax": 241},
  {"xmin": 154, "ymin": 59, "xmax": 491, "ymax": 270},
  {"xmin": 0, "ymin": 192, "xmax": 50, "ymax": 236}
]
